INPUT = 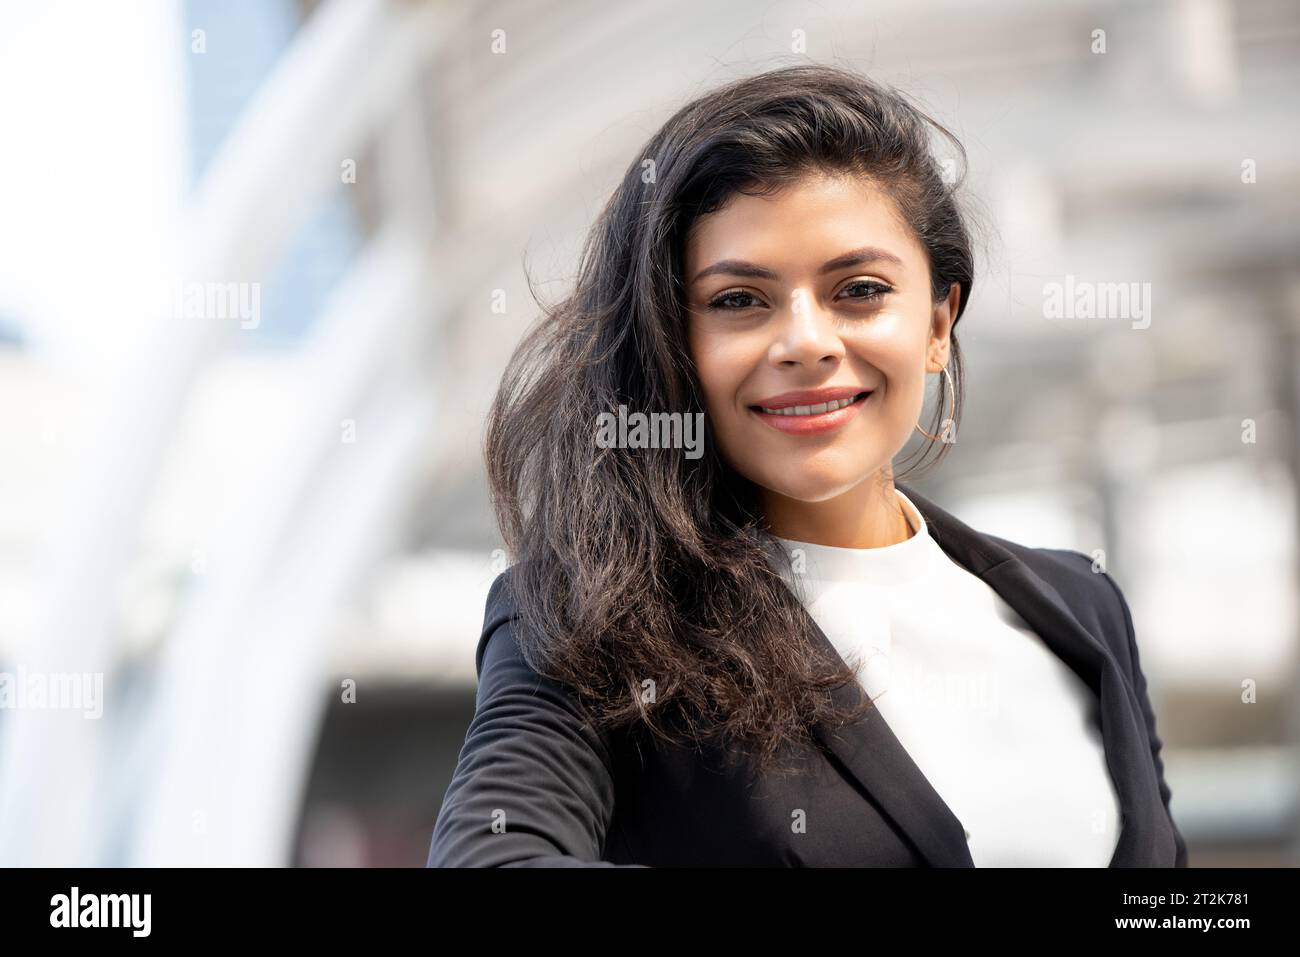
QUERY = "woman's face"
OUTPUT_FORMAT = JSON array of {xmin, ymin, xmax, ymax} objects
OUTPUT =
[{"xmin": 684, "ymin": 171, "xmax": 960, "ymax": 506}]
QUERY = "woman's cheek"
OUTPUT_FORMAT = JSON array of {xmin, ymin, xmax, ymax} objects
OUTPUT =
[{"xmin": 693, "ymin": 336, "xmax": 747, "ymax": 413}]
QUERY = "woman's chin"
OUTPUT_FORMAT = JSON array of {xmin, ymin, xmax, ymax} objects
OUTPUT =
[{"xmin": 759, "ymin": 472, "xmax": 874, "ymax": 506}]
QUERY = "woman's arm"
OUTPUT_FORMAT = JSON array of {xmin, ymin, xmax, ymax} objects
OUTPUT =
[
  {"xmin": 1095, "ymin": 561, "xmax": 1190, "ymax": 868},
  {"xmin": 427, "ymin": 614, "xmax": 645, "ymax": 867}
]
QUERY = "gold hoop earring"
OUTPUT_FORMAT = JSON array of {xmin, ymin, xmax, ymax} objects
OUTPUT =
[{"xmin": 914, "ymin": 365, "xmax": 956, "ymax": 442}]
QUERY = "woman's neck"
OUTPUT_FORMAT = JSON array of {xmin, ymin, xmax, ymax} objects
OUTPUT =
[{"xmin": 762, "ymin": 476, "xmax": 914, "ymax": 549}]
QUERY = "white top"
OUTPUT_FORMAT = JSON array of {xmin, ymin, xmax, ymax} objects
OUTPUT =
[{"xmin": 767, "ymin": 488, "xmax": 1121, "ymax": 867}]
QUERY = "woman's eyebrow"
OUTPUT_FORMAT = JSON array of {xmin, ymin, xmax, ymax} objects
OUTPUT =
[{"xmin": 691, "ymin": 246, "xmax": 904, "ymax": 284}]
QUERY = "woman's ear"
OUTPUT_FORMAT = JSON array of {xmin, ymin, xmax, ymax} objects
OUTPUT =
[{"xmin": 927, "ymin": 282, "xmax": 961, "ymax": 372}]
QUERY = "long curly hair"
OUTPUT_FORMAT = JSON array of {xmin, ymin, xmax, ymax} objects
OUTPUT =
[{"xmin": 484, "ymin": 64, "xmax": 976, "ymax": 774}]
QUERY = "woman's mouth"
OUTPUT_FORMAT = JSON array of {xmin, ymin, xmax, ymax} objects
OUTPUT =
[{"xmin": 749, "ymin": 390, "xmax": 872, "ymax": 435}]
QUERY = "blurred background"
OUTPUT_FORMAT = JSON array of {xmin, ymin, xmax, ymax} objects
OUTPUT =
[{"xmin": 0, "ymin": 0, "xmax": 1297, "ymax": 867}]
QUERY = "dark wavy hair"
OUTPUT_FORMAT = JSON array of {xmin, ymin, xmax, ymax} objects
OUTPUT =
[{"xmin": 485, "ymin": 64, "xmax": 976, "ymax": 774}]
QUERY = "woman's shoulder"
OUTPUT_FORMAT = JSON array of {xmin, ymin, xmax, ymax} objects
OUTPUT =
[
  {"xmin": 901, "ymin": 486, "xmax": 1126, "ymax": 611},
  {"xmin": 476, "ymin": 565, "xmax": 525, "ymax": 675},
  {"xmin": 471, "ymin": 565, "xmax": 672, "ymax": 759},
  {"xmin": 974, "ymin": 528, "xmax": 1113, "ymax": 591},
  {"xmin": 975, "ymin": 532, "xmax": 1140, "ymax": 666},
  {"xmin": 469, "ymin": 564, "xmax": 625, "ymax": 758},
  {"xmin": 473, "ymin": 564, "xmax": 564, "ymax": 690}
]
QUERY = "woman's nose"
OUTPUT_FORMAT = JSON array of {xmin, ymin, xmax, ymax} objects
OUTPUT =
[{"xmin": 767, "ymin": 289, "xmax": 845, "ymax": 367}]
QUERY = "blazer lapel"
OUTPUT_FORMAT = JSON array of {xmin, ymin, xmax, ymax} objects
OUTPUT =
[
  {"xmin": 808, "ymin": 639, "xmax": 976, "ymax": 866},
  {"xmin": 803, "ymin": 484, "xmax": 1151, "ymax": 867}
]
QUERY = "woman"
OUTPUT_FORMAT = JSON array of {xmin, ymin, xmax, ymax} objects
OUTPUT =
[{"xmin": 427, "ymin": 64, "xmax": 1188, "ymax": 867}]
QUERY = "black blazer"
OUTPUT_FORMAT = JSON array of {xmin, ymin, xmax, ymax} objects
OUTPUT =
[{"xmin": 428, "ymin": 484, "xmax": 1188, "ymax": 867}]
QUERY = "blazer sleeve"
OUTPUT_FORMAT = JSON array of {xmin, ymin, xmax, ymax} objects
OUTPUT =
[
  {"xmin": 427, "ymin": 610, "xmax": 645, "ymax": 867},
  {"xmin": 1092, "ymin": 559, "xmax": 1190, "ymax": 867}
]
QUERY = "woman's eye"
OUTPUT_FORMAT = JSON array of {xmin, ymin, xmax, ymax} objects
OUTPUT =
[
  {"xmin": 707, "ymin": 290, "xmax": 761, "ymax": 310},
  {"xmin": 706, "ymin": 282, "xmax": 891, "ymax": 311},
  {"xmin": 839, "ymin": 280, "xmax": 893, "ymax": 302}
]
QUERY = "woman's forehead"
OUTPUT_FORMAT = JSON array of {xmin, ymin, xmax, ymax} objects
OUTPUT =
[{"xmin": 684, "ymin": 177, "xmax": 921, "ymax": 277}]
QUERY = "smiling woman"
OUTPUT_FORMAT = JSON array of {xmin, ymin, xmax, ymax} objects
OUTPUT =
[
  {"xmin": 428, "ymin": 64, "xmax": 1187, "ymax": 869},
  {"xmin": 685, "ymin": 171, "xmax": 963, "ymax": 540}
]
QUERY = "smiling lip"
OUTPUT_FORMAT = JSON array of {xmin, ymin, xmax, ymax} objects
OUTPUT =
[{"xmin": 749, "ymin": 387, "xmax": 873, "ymax": 435}]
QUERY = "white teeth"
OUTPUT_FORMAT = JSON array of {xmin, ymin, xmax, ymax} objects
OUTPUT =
[{"xmin": 761, "ymin": 395, "xmax": 863, "ymax": 415}]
